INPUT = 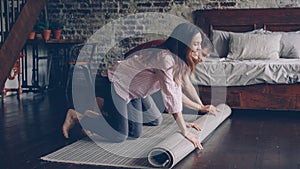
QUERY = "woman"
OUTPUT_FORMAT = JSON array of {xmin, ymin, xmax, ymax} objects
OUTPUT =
[{"xmin": 62, "ymin": 23, "xmax": 219, "ymax": 150}]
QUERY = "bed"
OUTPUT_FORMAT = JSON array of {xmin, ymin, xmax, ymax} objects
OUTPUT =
[{"xmin": 192, "ymin": 8, "xmax": 300, "ymax": 111}]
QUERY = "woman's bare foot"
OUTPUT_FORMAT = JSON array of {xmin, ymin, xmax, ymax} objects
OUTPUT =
[
  {"xmin": 95, "ymin": 97, "xmax": 104, "ymax": 110},
  {"xmin": 84, "ymin": 110, "xmax": 100, "ymax": 118},
  {"xmin": 62, "ymin": 109, "xmax": 82, "ymax": 138},
  {"xmin": 82, "ymin": 129, "xmax": 93, "ymax": 137}
]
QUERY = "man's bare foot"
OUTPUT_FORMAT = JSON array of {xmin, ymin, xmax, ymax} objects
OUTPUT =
[{"xmin": 62, "ymin": 109, "xmax": 82, "ymax": 138}]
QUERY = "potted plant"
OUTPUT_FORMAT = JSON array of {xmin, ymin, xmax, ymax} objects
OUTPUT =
[
  {"xmin": 28, "ymin": 20, "xmax": 40, "ymax": 40},
  {"xmin": 50, "ymin": 19, "xmax": 64, "ymax": 40},
  {"xmin": 34, "ymin": 20, "xmax": 51, "ymax": 41},
  {"xmin": 31, "ymin": 19, "xmax": 42, "ymax": 39},
  {"xmin": 41, "ymin": 20, "xmax": 51, "ymax": 41},
  {"xmin": 28, "ymin": 25, "xmax": 37, "ymax": 40}
]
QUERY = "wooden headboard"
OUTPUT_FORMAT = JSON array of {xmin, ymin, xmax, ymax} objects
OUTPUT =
[{"xmin": 193, "ymin": 8, "xmax": 300, "ymax": 37}]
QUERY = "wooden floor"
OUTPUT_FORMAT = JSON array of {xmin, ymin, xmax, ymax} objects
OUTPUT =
[{"xmin": 1, "ymin": 89, "xmax": 300, "ymax": 169}]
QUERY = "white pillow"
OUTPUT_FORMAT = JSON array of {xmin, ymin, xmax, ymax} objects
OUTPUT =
[{"xmin": 227, "ymin": 33, "xmax": 282, "ymax": 60}]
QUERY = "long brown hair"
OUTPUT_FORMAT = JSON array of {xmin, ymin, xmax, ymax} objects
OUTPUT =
[
  {"xmin": 157, "ymin": 23, "xmax": 211, "ymax": 84},
  {"xmin": 159, "ymin": 23, "xmax": 209, "ymax": 73}
]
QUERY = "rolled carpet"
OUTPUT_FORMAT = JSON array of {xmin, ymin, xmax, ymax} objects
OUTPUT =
[{"xmin": 148, "ymin": 104, "xmax": 231, "ymax": 168}]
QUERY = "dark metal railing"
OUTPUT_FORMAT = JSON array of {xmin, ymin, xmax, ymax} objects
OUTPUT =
[{"xmin": 0, "ymin": 0, "xmax": 26, "ymax": 43}]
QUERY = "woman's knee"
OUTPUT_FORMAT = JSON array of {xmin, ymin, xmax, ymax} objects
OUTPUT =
[
  {"xmin": 128, "ymin": 132, "xmax": 141, "ymax": 140},
  {"xmin": 154, "ymin": 115, "xmax": 163, "ymax": 125},
  {"xmin": 128, "ymin": 120, "xmax": 143, "ymax": 139},
  {"xmin": 111, "ymin": 134, "xmax": 128, "ymax": 143},
  {"xmin": 143, "ymin": 115, "xmax": 163, "ymax": 126}
]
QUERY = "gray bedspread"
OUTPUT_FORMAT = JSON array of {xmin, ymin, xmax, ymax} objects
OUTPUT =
[{"xmin": 191, "ymin": 58, "xmax": 300, "ymax": 86}]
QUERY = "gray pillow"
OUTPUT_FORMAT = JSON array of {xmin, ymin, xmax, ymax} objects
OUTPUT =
[
  {"xmin": 280, "ymin": 33, "xmax": 300, "ymax": 59},
  {"xmin": 211, "ymin": 30, "xmax": 230, "ymax": 57},
  {"xmin": 211, "ymin": 29, "xmax": 267, "ymax": 58},
  {"xmin": 263, "ymin": 31, "xmax": 300, "ymax": 58},
  {"xmin": 227, "ymin": 33, "xmax": 282, "ymax": 60}
]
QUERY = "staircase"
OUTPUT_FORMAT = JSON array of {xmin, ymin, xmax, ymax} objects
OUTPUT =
[{"xmin": 0, "ymin": 0, "xmax": 46, "ymax": 91}]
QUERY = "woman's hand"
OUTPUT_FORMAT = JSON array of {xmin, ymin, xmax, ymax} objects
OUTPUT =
[
  {"xmin": 184, "ymin": 130, "xmax": 203, "ymax": 150},
  {"xmin": 100, "ymin": 70, "xmax": 108, "ymax": 77},
  {"xmin": 199, "ymin": 105, "xmax": 220, "ymax": 115},
  {"xmin": 185, "ymin": 123, "xmax": 202, "ymax": 149},
  {"xmin": 172, "ymin": 112, "xmax": 203, "ymax": 150},
  {"xmin": 186, "ymin": 122, "xmax": 202, "ymax": 131}
]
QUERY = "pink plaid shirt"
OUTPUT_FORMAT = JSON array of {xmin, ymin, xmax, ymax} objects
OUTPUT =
[{"xmin": 108, "ymin": 50, "xmax": 183, "ymax": 114}]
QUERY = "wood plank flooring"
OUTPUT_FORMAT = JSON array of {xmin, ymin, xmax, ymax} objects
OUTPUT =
[{"xmin": 0, "ymin": 89, "xmax": 300, "ymax": 169}]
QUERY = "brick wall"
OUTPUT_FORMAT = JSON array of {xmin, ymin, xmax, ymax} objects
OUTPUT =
[
  {"xmin": 46, "ymin": 0, "xmax": 300, "ymax": 70},
  {"xmin": 48, "ymin": 0, "xmax": 300, "ymax": 38},
  {"xmin": 47, "ymin": 0, "xmax": 300, "ymax": 39}
]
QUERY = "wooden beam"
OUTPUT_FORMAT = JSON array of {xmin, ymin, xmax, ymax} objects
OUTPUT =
[{"xmin": 0, "ymin": 0, "xmax": 46, "ymax": 91}]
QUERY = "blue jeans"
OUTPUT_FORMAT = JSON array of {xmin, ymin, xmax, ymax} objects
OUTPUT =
[{"xmin": 80, "ymin": 77, "xmax": 163, "ymax": 142}]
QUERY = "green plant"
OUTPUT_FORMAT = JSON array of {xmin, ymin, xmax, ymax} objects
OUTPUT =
[
  {"xmin": 32, "ymin": 21, "xmax": 40, "ymax": 32},
  {"xmin": 50, "ymin": 19, "xmax": 64, "ymax": 30},
  {"xmin": 34, "ymin": 20, "xmax": 50, "ymax": 33},
  {"xmin": 32, "ymin": 19, "xmax": 44, "ymax": 32},
  {"xmin": 40, "ymin": 20, "xmax": 50, "ymax": 30}
]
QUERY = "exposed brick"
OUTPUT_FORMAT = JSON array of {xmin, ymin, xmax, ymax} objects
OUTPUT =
[
  {"xmin": 119, "ymin": 9, "xmax": 127, "ymax": 14},
  {"xmin": 92, "ymin": 9, "xmax": 106, "ymax": 13},
  {"xmin": 137, "ymin": 8, "xmax": 162, "ymax": 13},
  {"xmin": 79, "ymin": 3, "xmax": 90, "ymax": 8},
  {"xmin": 76, "ymin": 0, "xmax": 89, "ymax": 3},
  {"xmin": 124, "ymin": 20, "xmax": 137, "ymax": 25},
  {"xmin": 207, "ymin": 2, "xmax": 219, "ymax": 8},
  {"xmin": 220, "ymin": 2, "xmax": 236, "ymax": 7},
  {"xmin": 136, "ymin": 25, "xmax": 144, "ymax": 30},
  {"xmin": 115, "ymin": 0, "xmax": 131, "ymax": 2},
  {"xmin": 137, "ymin": 2, "xmax": 152, "ymax": 7},
  {"xmin": 103, "ymin": 2, "xmax": 119, "ymax": 8},
  {"xmin": 48, "ymin": 4, "xmax": 64, "ymax": 8},
  {"xmin": 48, "ymin": 9, "xmax": 61, "ymax": 14},
  {"xmin": 64, "ymin": 3, "xmax": 78, "ymax": 9},
  {"xmin": 50, "ymin": 0, "xmax": 61, "ymax": 2},
  {"xmin": 153, "ymin": 2, "xmax": 170, "ymax": 7},
  {"xmin": 174, "ymin": 0, "xmax": 185, "ymax": 5},
  {"xmin": 77, "ymin": 9, "xmax": 92, "ymax": 14},
  {"xmin": 122, "ymin": 4, "xmax": 129, "ymax": 8},
  {"xmin": 90, "ymin": 3, "xmax": 102, "ymax": 8}
]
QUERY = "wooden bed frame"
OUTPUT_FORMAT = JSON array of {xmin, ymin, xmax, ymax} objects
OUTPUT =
[{"xmin": 193, "ymin": 8, "xmax": 300, "ymax": 111}]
